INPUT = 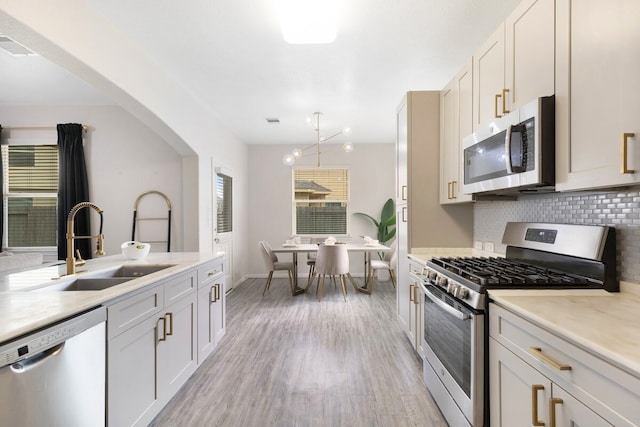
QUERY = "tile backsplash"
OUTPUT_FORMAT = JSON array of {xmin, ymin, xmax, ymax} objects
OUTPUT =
[{"xmin": 474, "ymin": 186, "xmax": 640, "ymax": 284}]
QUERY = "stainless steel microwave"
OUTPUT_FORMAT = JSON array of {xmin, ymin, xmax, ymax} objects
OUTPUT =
[{"xmin": 462, "ymin": 96, "xmax": 555, "ymax": 195}]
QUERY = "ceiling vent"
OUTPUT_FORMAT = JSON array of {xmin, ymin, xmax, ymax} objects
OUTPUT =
[
  {"xmin": 0, "ymin": 36, "xmax": 37, "ymax": 56},
  {"xmin": 266, "ymin": 118, "xmax": 280, "ymax": 124}
]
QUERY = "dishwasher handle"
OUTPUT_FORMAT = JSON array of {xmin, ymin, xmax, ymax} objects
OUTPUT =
[{"xmin": 10, "ymin": 343, "xmax": 65, "ymax": 373}]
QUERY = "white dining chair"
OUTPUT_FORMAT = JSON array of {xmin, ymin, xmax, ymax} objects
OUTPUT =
[
  {"xmin": 258, "ymin": 241, "xmax": 294, "ymax": 296},
  {"xmin": 367, "ymin": 240, "xmax": 397, "ymax": 291},
  {"xmin": 305, "ymin": 237, "xmax": 324, "ymax": 289},
  {"xmin": 314, "ymin": 244, "xmax": 351, "ymax": 302}
]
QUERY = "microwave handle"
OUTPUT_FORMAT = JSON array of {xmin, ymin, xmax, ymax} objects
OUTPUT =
[
  {"xmin": 505, "ymin": 125, "xmax": 514, "ymax": 174},
  {"xmin": 504, "ymin": 124, "xmax": 525, "ymax": 174}
]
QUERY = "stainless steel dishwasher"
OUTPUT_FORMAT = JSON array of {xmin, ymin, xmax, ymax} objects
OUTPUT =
[{"xmin": 0, "ymin": 306, "xmax": 107, "ymax": 427}]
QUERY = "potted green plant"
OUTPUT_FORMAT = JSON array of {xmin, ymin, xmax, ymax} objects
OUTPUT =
[{"xmin": 353, "ymin": 198, "xmax": 396, "ymax": 245}]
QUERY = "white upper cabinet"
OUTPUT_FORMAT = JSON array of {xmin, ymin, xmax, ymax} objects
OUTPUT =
[
  {"xmin": 473, "ymin": 24, "xmax": 506, "ymax": 129},
  {"xmin": 440, "ymin": 60, "xmax": 474, "ymax": 204},
  {"xmin": 440, "ymin": 79, "xmax": 456, "ymax": 204},
  {"xmin": 396, "ymin": 100, "xmax": 408, "ymax": 205},
  {"xmin": 504, "ymin": 0, "xmax": 556, "ymax": 110},
  {"xmin": 473, "ymin": 0, "xmax": 555, "ymax": 130},
  {"xmin": 556, "ymin": 0, "xmax": 640, "ymax": 191}
]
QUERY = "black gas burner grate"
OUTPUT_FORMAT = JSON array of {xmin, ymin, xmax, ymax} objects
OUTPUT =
[{"xmin": 431, "ymin": 256, "xmax": 593, "ymax": 288}]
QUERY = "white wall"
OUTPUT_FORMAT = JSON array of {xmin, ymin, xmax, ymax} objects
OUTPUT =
[
  {"xmin": 0, "ymin": 3, "xmax": 251, "ymax": 286},
  {"xmin": 0, "ymin": 105, "xmax": 184, "ymax": 258},
  {"xmin": 248, "ymin": 143, "xmax": 396, "ymax": 277}
]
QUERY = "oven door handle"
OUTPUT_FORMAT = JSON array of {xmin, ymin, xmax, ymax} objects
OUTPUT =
[{"xmin": 423, "ymin": 287, "xmax": 470, "ymax": 321}]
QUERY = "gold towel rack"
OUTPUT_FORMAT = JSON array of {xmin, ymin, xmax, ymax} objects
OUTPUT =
[{"xmin": 131, "ymin": 190, "xmax": 172, "ymax": 252}]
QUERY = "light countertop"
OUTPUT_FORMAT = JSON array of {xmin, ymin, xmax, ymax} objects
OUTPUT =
[
  {"xmin": 0, "ymin": 252, "xmax": 220, "ymax": 344},
  {"xmin": 489, "ymin": 287, "xmax": 640, "ymax": 378}
]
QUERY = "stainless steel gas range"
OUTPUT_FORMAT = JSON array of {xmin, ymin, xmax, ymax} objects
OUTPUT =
[{"xmin": 418, "ymin": 222, "xmax": 618, "ymax": 427}]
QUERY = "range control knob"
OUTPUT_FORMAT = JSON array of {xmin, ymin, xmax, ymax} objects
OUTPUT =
[
  {"xmin": 456, "ymin": 287, "xmax": 469, "ymax": 299},
  {"xmin": 427, "ymin": 270, "xmax": 438, "ymax": 281},
  {"xmin": 436, "ymin": 276, "xmax": 448, "ymax": 288},
  {"xmin": 447, "ymin": 283, "xmax": 459, "ymax": 295}
]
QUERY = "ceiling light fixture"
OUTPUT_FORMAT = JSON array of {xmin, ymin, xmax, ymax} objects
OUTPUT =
[
  {"xmin": 283, "ymin": 112, "xmax": 353, "ymax": 167},
  {"xmin": 278, "ymin": 0, "xmax": 338, "ymax": 44}
]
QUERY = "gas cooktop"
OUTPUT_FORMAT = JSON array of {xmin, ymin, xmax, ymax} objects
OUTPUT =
[
  {"xmin": 429, "ymin": 256, "xmax": 598, "ymax": 287},
  {"xmin": 422, "ymin": 222, "xmax": 618, "ymax": 310}
]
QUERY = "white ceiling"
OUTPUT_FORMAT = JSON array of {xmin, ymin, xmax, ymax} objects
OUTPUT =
[{"xmin": 0, "ymin": 0, "xmax": 522, "ymax": 145}]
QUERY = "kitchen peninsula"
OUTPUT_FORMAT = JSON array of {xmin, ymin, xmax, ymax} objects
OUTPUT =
[
  {"xmin": 0, "ymin": 252, "xmax": 224, "ymax": 427},
  {"xmin": 0, "ymin": 252, "xmax": 220, "ymax": 342}
]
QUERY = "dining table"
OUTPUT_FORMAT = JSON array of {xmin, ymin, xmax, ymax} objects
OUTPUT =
[{"xmin": 271, "ymin": 242, "xmax": 390, "ymax": 296}]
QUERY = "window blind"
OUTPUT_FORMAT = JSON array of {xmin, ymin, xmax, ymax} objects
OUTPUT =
[
  {"xmin": 293, "ymin": 168, "xmax": 349, "ymax": 235},
  {"xmin": 7, "ymin": 145, "xmax": 58, "ymax": 193},
  {"xmin": 216, "ymin": 173, "xmax": 232, "ymax": 233},
  {"xmin": 3, "ymin": 144, "xmax": 58, "ymax": 248}
]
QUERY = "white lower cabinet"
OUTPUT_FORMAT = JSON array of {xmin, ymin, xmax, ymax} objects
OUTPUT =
[
  {"xmin": 490, "ymin": 337, "xmax": 609, "ymax": 426},
  {"xmin": 489, "ymin": 303, "xmax": 640, "ymax": 427},
  {"xmin": 157, "ymin": 291, "xmax": 197, "ymax": 400},
  {"xmin": 406, "ymin": 259, "xmax": 425, "ymax": 356},
  {"xmin": 196, "ymin": 258, "xmax": 225, "ymax": 363},
  {"xmin": 108, "ymin": 312, "xmax": 161, "ymax": 427},
  {"xmin": 396, "ymin": 203, "xmax": 410, "ymax": 342},
  {"xmin": 106, "ymin": 268, "xmax": 202, "ymax": 427},
  {"xmin": 551, "ymin": 383, "xmax": 613, "ymax": 427}
]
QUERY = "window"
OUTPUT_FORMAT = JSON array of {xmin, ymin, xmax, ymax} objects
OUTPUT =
[
  {"xmin": 293, "ymin": 168, "xmax": 349, "ymax": 235},
  {"xmin": 216, "ymin": 172, "xmax": 232, "ymax": 233},
  {"xmin": 2, "ymin": 144, "xmax": 58, "ymax": 249}
]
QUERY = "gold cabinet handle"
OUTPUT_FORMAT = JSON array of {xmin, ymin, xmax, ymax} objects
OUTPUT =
[
  {"xmin": 451, "ymin": 181, "xmax": 457, "ymax": 199},
  {"xmin": 413, "ymin": 285, "xmax": 420, "ymax": 305},
  {"xmin": 621, "ymin": 132, "xmax": 636, "ymax": 174},
  {"xmin": 531, "ymin": 384, "xmax": 545, "ymax": 426},
  {"xmin": 210, "ymin": 284, "xmax": 217, "ymax": 303},
  {"xmin": 402, "ymin": 206, "xmax": 407, "ymax": 222},
  {"xmin": 447, "ymin": 182, "xmax": 452, "ymax": 199},
  {"xmin": 409, "ymin": 283, "xmax": 415, "ymax": 302},
  {"xmin": 401, "ymin": 185, "xmax": 408, "ymax": 201},
  {"xmin": 165, "ymin": 312, "xmax": 174, "ymax": 336},
  {"xmin": 549, "ymin": 397, "xmax": 563, "ymax": 427},
  {"xmin": 494, "ymin": 93, "xmax": 502, "ymax": 118},
  {"xmin": 502, "ymin": 88, "xmax": 510, "ymax": 114},
  {"xmin": 158, "ymin": 316, "xmax": 167, "ymax": 342},
  {"xmin": 529, "ymin": 347, "xmax": 572, "ymax": 371},
  {"xmin": 216, "ymin": 283, "xmax": 221, "ymax": 301}
]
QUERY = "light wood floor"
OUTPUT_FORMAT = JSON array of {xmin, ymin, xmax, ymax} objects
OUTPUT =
[{"xmin": 150, "ymin": 276, "xmax": 447, "ymax": 426}]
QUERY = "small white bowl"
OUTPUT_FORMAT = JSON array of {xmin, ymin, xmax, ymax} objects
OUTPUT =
[{"xmin": 121, "ymin": 241, "xmax": 151, "ymax": 260}]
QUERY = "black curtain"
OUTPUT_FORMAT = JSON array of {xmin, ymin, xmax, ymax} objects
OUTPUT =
[
  {"xmin": 0, "ymin": 125, "xmax": 3, "ymax": 252},
  {"xmin": 57, "ymin": 123, "xmax": 91, "ymax": 260}
]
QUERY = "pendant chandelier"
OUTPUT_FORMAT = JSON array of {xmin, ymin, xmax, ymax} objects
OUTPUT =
[{"xmin": 283, "ymin": 112, "xmax": 353, "ymax": 167}]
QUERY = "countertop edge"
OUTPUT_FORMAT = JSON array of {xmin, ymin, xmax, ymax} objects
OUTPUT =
[{"xmin": 0, "ymin": 252, "xmax": 222, "ymax": 344}]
